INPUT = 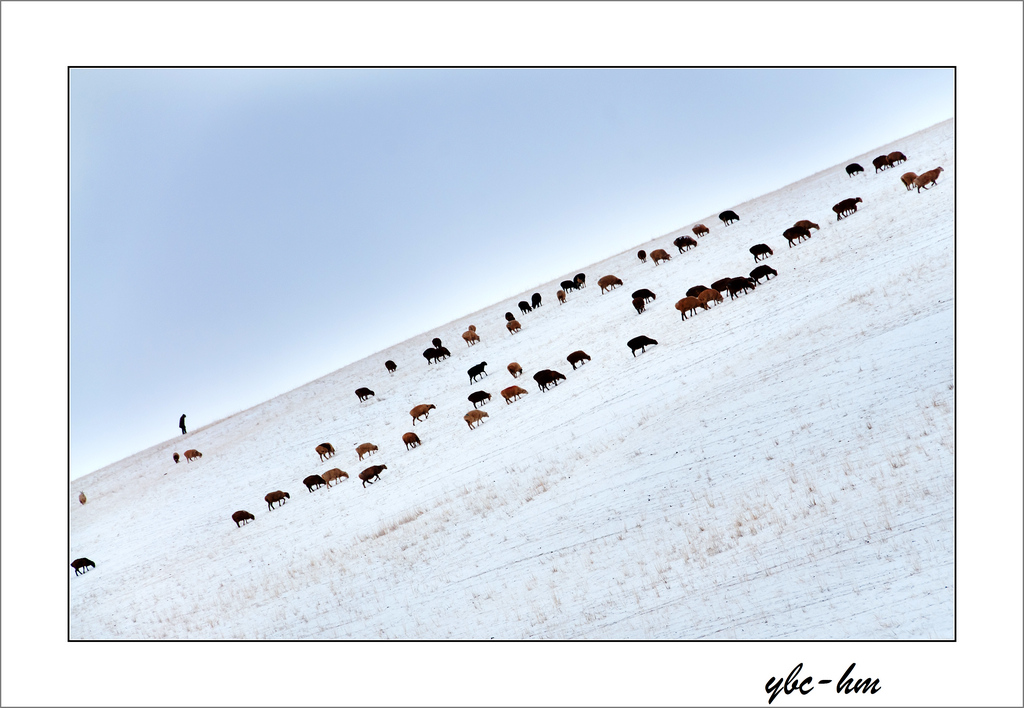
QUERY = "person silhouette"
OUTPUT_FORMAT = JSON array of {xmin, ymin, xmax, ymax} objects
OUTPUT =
[{"xmin": 179, "ymin": 414, "xmax": 187, "ymax": 435}]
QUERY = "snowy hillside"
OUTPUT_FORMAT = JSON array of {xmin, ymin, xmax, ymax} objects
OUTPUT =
[{"xmin": 70, "ymin": 119, "xmax": 954, "ymax": 639}]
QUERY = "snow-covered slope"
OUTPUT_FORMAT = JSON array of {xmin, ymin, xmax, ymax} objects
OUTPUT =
[{"xmin": 70, "ymin": 119, "xmax": 954, "ymax": 639}]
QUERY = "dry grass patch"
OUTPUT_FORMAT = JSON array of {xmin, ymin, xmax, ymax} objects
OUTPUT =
[{"xmin": 359, "ymin": 508, "xmax": 428, "ymax": 542}]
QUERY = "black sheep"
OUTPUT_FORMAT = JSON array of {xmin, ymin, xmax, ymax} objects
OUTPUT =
[
  {"xmin": 728, "ymin": 277, "xmax": 757, "ymax": 299},
  {"xmin": 533, "ymin": 369, "xmax": 566, "ymax": 391},
  {"xmin": 468, "ymin": 390, "xmax": 491, "ymax": 408},
  {"xmin": 468, "ymin": 362, "xmax": 488, "ymax": 383},
  {"xmin": 627, "ymin": 336, "xmax": 659, "ymax": 357},
  {"xmin": 750, "ymin": 265, "xmax": 778, "ymax": 283},
  {"xmin": 70, "ymin": 558, "xmax": 95, "ymax": 576},
  {"xmin": 719, "ymin": 210, "xmax": 740, "ymax": 226},
  {"xmin": 303, "ymin": 475, "xmax": 327, "ymax": 492}
]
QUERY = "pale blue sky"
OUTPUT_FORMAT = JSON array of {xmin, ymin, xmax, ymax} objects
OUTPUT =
[{"xmin": 70, "ymin": 68, "xmax": 952, "ymax": 479}]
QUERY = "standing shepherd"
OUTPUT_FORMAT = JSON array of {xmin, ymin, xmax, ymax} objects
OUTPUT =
[{"xmin": 179, "ymin": 414, "xmax": 187, "ymax": 435}]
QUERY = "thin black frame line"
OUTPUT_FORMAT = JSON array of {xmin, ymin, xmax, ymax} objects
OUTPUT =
[{"xmin": 69, "ymin": 64, "xmax": 956, "ymax": 69}]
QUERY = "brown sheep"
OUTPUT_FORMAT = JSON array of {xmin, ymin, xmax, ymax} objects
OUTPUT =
[
  {"xmin": 533, "ymin": 369, "xmax": 566, "ymax": 391},
  {"xmin": 632, "ymin": 297, "xmax": 646, "ymax": 315},
  {"xmin": 507, "ymin": 362, "xmax": 523, "ymax": 378},
  {"xmin": 783, "ymin": 226, "xmax": 811, "ymax": 247},
  {"xmin": 184, "ymin": 449, "xmax": 202, "ymax": 463},
  {"xmin": 385, "ymin": 360, "xmax": 397, "ymax": 374},
  {"xmin": 468, "ymin": 324, "xmax": 477, "ymax": 332},
  {"xmin": 793, "ymin": 220, "xmax": 819, "ymax": 232},
  {"xmin": 692, "ymin": 224, "xmax": 710, "ymax": 237},
  {"xmin": 303, "ymin": 475, "xmax": 327, "ymax": 492},
  {"xmin": 410, "ymin": 404, "xmax": 436, "ymax": 425},
  {"xmin": 356, "ymin": 443, "xmax": 378, "ymax": 461},
  {"xmin": 172, "ymin": 452, "xmax": 180, "ymax": 464},
  {"xmin": 355, "ymin": 387, "xmax": 375, "ymax": 402},
  {"xmin": 632, "ymin": 288, "xmax": 656, "ymax": 303},
  {"xmin": 402, "ymin": 432, "xmax": 421, "ymax": 450},
  {"xmin": 832, "ymin": 197, "xmax": 863, "ymax": 220},
  {"xmin": 697, "ymin": 288, "xmax": 723, "ymax": 307},
  {"xmin": 71, "ymin": 558, "xmax": 95, "ymax": 576},
  {"xmin": 501, "ymin": 385, "xmax": 529, "ymax": 404},
  {"xmin": 711, "ymin": 277, "xmax": 732, "ymax": 294},
  {"xmin": 265, "ymin": 490, "xmax": 290, "ymax": 510},
  {"xmin": 598, "ymin": 275, "xmax": 623, "ymax": 293},
  {"xmin": 506, "ymin": 320, "xmax": 522, "ymax": 334},
  {"xmin": 468, "ymin": 390, "xmax": 491, "ymax": 408},
  {"xmin": 322, "ymin": 468, "xmax": 349, "ymax": 487},
  {"xmin": 650, "ymin": 248, "xmax": 672, "ymax": 265},
  {"xmin": 232, "ymin": 510, "xmax": 255, "ymax": 527},
  {"xmin": 900, "ymin": 171, "xmax": 918, "ymax": 191},
  {"xmin": 887, "ymin": 151, "xmax": 907, "ymax": 166},
  {"xmin": 359, "ymin": 464, "xmax": 387, "ymax": 487},
  {"xmin": 464, "ymin": 409, "xmax": 489, "ymax": 429},
  {"xmin": 462, "ymin": 330, "xmax": 481, "ymax": 346},
  {"xmin": 913, "ymin": 167, "xmax": 943, "ymax": 192},
  {"xmin": 637, "ymin": 249, "xmax": 647, "ymax": 263},
  {"xmin": 557, "ymin": 290, "xmax": 566, "ymax": 304},
  {"xmin": 78, "ymin": 492, "xmax": 87, "ymax": 505},
  {"xmin": 567, "ymin": 350, "xmax": 591, "ymax": 369},
  {"xmin": 315, "ymin": 443, "xmax": 335, "ymax": 462},
  {"xmin": 674, "ymin": 296, "xmax": 706, "ymax": 320},
  {"xmin": 872, "ymin": 155, "xmax": 891, "ymax": 172}
]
